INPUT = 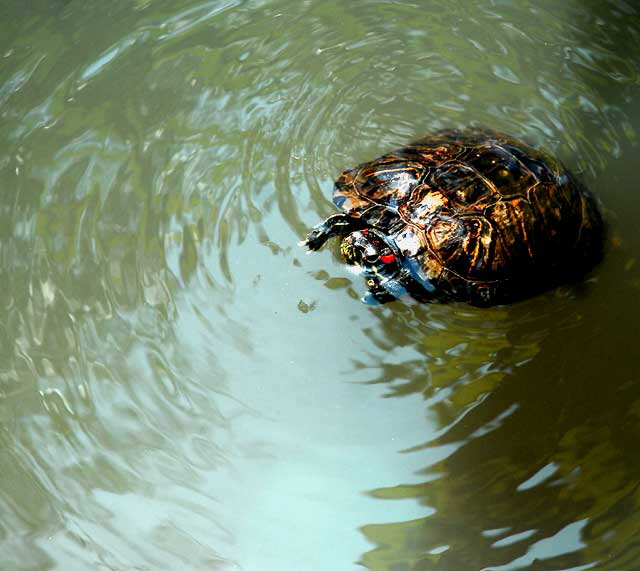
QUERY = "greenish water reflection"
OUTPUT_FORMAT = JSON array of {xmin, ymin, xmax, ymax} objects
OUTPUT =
[
  {"xmin": 0, "ymin": 1, "xmax": 639, "ymax": 570},
  {"xmin": 360, "ymin": 268, "xmax": 640, "ymax": 570}
]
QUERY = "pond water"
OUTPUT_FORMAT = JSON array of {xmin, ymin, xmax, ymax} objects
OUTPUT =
[{"xmin": 1, "ymin": 1, "xmax": 640, "ymax": 570}]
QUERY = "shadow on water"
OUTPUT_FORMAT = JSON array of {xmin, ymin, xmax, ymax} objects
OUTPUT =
[{"xmin": 357, "ymin": 264, "xmax": 640, "ymax": 569}]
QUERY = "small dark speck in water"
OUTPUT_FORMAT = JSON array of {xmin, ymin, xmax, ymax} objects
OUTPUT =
[{"xmin": 297, "ymin": 299, "xmax": 317, "ymax": 313}]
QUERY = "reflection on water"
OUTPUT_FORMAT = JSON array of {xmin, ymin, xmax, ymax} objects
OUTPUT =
[
  {"xmin": 0, "ymin": 0, "xmax": 639, "ymax": 569},
  {"xmin": 359, "ymin": 270, "xmax": 640, "ymax": 570}
]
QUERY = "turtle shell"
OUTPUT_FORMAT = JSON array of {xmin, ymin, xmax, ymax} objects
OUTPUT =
[{"xmin": 332, "ymin": 129, "xmax": 604, "ymax": 304}]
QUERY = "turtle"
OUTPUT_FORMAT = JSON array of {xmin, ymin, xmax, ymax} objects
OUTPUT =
[{"xmin": 302, "ymin": 129, "xmax": 604, "ymax": 306}]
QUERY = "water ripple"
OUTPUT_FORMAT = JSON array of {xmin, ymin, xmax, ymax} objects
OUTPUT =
[{"xmin": 1, "ymin": 1, "xmax": 639, "ymax": 570}]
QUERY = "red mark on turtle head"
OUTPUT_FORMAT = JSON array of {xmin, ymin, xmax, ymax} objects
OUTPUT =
[{"xmin": 380, "ymin": 254, "xmax": 395, "ymax": 264}]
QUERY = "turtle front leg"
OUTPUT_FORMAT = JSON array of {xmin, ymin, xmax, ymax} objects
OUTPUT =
[
  {"xmin": 301, "ymin": 214, "xmax": 366, "ymax": 251},
  {"xmin": 362, "ymin": 277, "xmax": 398, "ymax": 305}
]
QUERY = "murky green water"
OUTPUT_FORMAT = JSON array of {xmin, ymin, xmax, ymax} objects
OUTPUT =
[{"xmin": 1, "ymin": 1, "xmax": 640, "ymax": 569}]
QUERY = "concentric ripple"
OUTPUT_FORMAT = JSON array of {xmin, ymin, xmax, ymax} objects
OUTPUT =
[{"xmin": 0, "ymin": 1, "xmax": 639, "ymax": 570}]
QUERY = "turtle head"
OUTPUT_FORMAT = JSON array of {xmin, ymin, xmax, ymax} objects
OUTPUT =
[{"xmin": 340, "ymin": 229, "xmax": 401, "ymax": 279}]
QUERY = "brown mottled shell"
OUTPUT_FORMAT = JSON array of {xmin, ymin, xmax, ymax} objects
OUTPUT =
[{"xmin": 333, "ymin": 129, "xmax": 604, "ymax": 304}]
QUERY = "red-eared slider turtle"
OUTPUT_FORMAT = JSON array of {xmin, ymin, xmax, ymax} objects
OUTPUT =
[{"xmin": 302, "ymin": 129, "xmax": 604, "ymax": 306}]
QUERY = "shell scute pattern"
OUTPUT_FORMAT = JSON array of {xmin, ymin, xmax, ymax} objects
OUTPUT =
[
  {"xmin": 429, "ymin": 164, "xmax": 499, "ymax": 210},
  {"xmin": 459, "ymin": 144, "xmax": 537, "ymax": 197},
  {"xmin": 486, "ymin": 197, "xmax": 538, "ymax": 269},
  {"xmin": 354, "ymin": 159, "xmax": 425, "ymax": 208},
  {"xmin": 427, "ymin": 215, "xmax": 498, "ymax": 281}
]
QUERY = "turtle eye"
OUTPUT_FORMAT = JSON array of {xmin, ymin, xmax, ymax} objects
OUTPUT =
[{"xmin": 364, "ymin": 249, "xmax": 379, "ymax": 263}]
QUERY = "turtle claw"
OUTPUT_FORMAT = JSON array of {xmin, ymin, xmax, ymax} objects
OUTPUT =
[
  {"xmin": 302, "ymin": 229, "xmax": 329, "ymax": 251},
  {"xmin": 297, "ymin": 239, "xmax": 316, "ymax": 254}
]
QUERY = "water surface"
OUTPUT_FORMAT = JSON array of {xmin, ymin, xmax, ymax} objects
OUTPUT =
[{"xmin": 1, "ymin": 1, "xmax": 640, "ymax": 569}]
